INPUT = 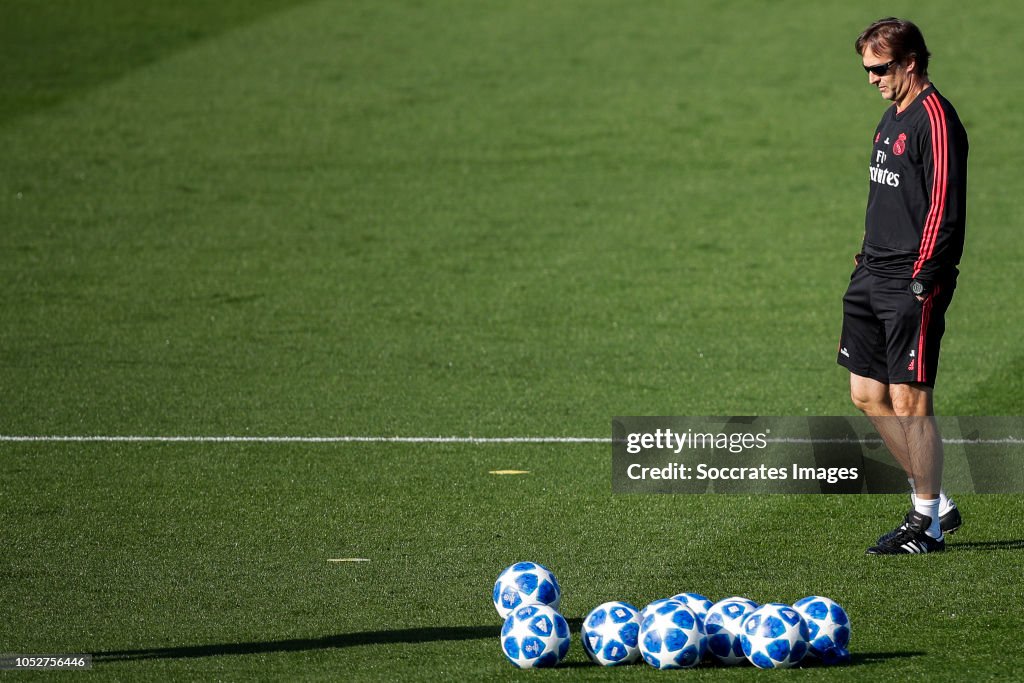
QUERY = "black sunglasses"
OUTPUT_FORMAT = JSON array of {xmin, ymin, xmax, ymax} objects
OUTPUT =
[{"xmin": 863, "ymin": 60, "xmax": 897, "ymax": 77}]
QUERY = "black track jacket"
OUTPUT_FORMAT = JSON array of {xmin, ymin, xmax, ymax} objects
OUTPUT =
[{"xmin": 861, "ymin": 85, "xmax": 968, "ymax": 291}]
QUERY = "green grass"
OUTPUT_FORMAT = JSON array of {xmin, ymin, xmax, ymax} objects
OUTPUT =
[
  {"xmin": 2, "ymin": 0, "xmax": 1023, "ymax": 680},
  {"xmin": 0, "ymin": 0, "xmax": 295, "ymax": 125},
  {"xmin": 4, "ymin": 444, "xmax": 1023, "ymax": 679}
]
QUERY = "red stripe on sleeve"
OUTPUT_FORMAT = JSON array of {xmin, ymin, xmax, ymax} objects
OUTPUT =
[{"xmin": 914, "ymin": 95, "xmax": 948, "ymax": 277}]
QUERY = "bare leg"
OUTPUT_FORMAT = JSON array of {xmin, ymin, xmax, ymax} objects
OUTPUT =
[
  {"xmin": 851, "ymin": 377, "xmax": 948, "ymax": 551},
  {"xmin": 849, "ymin": 374, "xmax": 914, "ymax": 479},
  {"xmin": 890, "ymin": 384, "xmax": 942, "ymax": 500}
]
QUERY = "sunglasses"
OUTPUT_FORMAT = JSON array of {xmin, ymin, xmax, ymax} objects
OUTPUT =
[{"xmin": 863, "ymin": 60, "xmax": 897, "ymax": 77}]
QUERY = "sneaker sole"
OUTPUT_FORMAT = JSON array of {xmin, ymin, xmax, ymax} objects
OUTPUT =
[{"xmin": 866, "ymin": 544, "xmax": 945, "ymax": 555}]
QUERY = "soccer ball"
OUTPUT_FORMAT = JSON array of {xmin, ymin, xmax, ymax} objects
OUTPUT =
[
  {"xmin": 638, "ymin": 603, "xmax": 706, "ymax": 669},
  {"xmin": 492, "ymin": 562, "xmax": 561, "ymax": 619},
  {"xmin": 581, "ymin": 601, "xmax": 641, "ymax": 666},
  {"xmin": 670, "ymin": 592, "xmax": 713, "ymax": 624},
  {"xmin": 740, "ymin": 603, "xmax": 810, "ymax": 669},
  {"xmin": 704, "ymin": 597, "xmax": 758, "ymax": 665},
  {"xmin": 500, "ymin": 604, "xmax": 570, "ymax": 668},
  {"xmin": 639, "ymin": 597, "xmax": 686, "ymax": 623},
  {"xmin": 721, "ymin": 595, "xmax": 759, "ymax": 609},
  {"xmin": 793, "ymin": 596, "xmax": 851, "ymax": 662}
]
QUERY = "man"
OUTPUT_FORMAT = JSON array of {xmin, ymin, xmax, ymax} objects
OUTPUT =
[{"xmin": 838, "ymin": 18, "xmax": 969, "ymax": 554}]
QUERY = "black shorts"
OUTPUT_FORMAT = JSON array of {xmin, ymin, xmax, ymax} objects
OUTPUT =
[{"xmin": 837, "ymin": 264, "xmax": 956, "ymax": 387}]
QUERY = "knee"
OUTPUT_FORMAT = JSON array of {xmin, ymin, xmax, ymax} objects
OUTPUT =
[
  {"xmin": 850, "ymin": 386, "xmax": 885, "ymax": 414},
  {"xmin": 849, "ymin": 375, "xmax": 892, "ymax": 416},
  {"xmin": 890, "ymin": 394, "xmax": 915, "ymax": 417},
  {"xmin": 890, "ymin": 385, "xmax": 931, "ymax": 417}
]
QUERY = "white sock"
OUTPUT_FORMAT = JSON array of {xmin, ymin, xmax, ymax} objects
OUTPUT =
[
  {"xmin": 911, "ymin": 484, "xmax": 954, "ymax": 514},
  {"xmin": 938, "ymin": 490, "xmax": 953, "ymax": 515},
  {"xmin": 913, "ymin": 497, "xmax": 942, "ymax": 539}
]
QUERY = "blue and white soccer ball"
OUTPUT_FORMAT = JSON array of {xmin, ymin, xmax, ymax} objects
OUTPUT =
[
  {"xmin": 670, "ymin": 592, "xmax": 713, "ymax": 625},
  {"xmin": 492, "ymin": 562, "xmax": 561, "ymax": 619},
  {"xmin": 500, "ymin": 603, "xmax": 571, "ymax": 668},
  {"xmin": 704, "ymin": 597, "xmax": 759, "ymax": 665},
  {"xmin": 740, "ymin": 603, "xmax": 810, "ymax": 669},
  {"xmin": 721, "ymin": 595, "xmax": 759, "ymax": 609},
  {"xmin": 638, "ymin": 603, "xmax": 706, "ymax": 669},
  {"xmin": 793, "ymin": 596, "xmax": 851, "ymax": 663},
  {"xmin": 581, "ymin": 601, "xmax": 642, "ymax": 666},
  {"xmin": 639, "ymin": 597, "xmax": 686, "ymax": 623}
]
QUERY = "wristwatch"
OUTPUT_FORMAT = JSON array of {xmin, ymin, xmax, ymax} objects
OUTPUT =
[{"xmin": 910, "ymin": 280, "xmax": 926, "ymax": 296}]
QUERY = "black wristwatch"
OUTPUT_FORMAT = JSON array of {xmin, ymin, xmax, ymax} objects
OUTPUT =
[{"xmin": 910, "ymin": 280, "xmax": 926, "ymax": 296}]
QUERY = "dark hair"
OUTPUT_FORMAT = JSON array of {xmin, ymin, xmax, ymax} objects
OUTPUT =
[{"xmin": 855, "ymin": 17, "xmax": 930, "ymax": 78}]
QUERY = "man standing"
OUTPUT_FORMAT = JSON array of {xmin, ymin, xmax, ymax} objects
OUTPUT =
[{"xmin": 838, "ymin": 18, "xmax": 969, "ymax": 554}]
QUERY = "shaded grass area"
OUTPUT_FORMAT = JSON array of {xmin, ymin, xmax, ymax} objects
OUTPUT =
[{"xmin": 0, "ymin": 0, "xmax": 299, "ymax": 125}]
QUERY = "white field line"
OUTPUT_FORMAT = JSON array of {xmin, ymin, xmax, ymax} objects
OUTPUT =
[
  {"xmin": 0, "ymin": 435, "xmax": 605, "ymax": 444},
  {"xmin": 0, "ymin": 435, "xmax": 1022, "ymax": 445}
]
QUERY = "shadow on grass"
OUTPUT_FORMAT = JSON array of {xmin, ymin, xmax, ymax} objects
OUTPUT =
[
  {"xmin": 686, "ymin": 651, "xmax": 924, "ymax": 669},
  {"xmin": 94, "ymin": 618, "xmax": 585, "ymax": 663},
  {"xmin": 539, "ymin": 651, "xmax": 924, "ymax": 670},
  {"xmin": 947, "ymin": 539, "xmax": 1024, "ymax": 552},
  {"xmin": 846, "ymin": 651, "xmax": 925, "ymax": 666}
]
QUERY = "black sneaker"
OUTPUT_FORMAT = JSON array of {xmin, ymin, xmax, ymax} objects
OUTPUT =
[
  {"xmin": 876, "ymin": 501, "xmax": 962, "ymax": 544},
  {"xmin": 866, "ymin": 510, "xmax": 945, "ymax": 555},
  {"xmin": 939, "ymin": 504, "xmax": 962, "ymax": 535}
]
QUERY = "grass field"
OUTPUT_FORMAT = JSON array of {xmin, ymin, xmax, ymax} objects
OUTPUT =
[{"xmin": 2, "ymin": 1, "xmax": 1023, "ymax": 680}]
